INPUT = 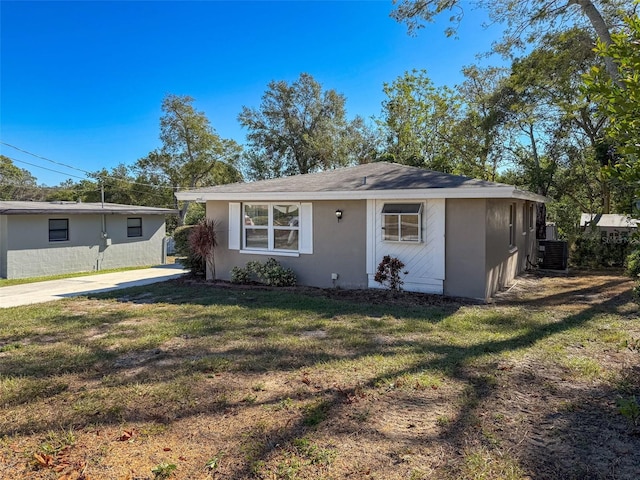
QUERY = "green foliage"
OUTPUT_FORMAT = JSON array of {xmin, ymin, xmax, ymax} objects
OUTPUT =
[
  {"xmin": 152, "ymin": 462, "xmax": 177, "ymax": 479},
  {"xmin": 584, "ymin": 9, "xmax": 640, "ymax": 185},
  {"xmin": 173, "ymin": 225, "xmax": 205, "ymax": 276},
  {"xmin": 137, "ymin": 94, "xmax": 242, "ymax": 225},
  {"xmin": 230, "ymin": 266, "xmax": 251, "ymax": 284},
  {"xmin": 0, "ymin": 155, "xmax": 39, "ymax": 200},
  {"xmin": 571, "ymin": 235, "xmax": 632, "ymax": 268},
  {"xmin": 625, "ymin": 247, "xmax": 640, "ymax": 278},
  {"xmin": 238, "ymin": 73, "xmax": 366, "ymax": 179},
  {"xmin": 616, "ymin": 396, "xmax": 640, "ymax": 427},
  {"xmin": 231, "ymin": 258, "xmax": 296, "ymax": 287},
  {"xmin": 374, "ymin": 255, "xmax": 407, "ymax": 291}
]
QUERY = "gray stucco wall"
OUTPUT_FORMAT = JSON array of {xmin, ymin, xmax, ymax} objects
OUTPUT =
[
  {"xmin": 206, "ymin": 199, "xmax": 368, "ymax": 289},
  {"xmin": 485, "ymin": 199, "xmax": 536, "ymax": 299},
  {"xmin": 2, "ymin": 214, "xmax": 166, "ymax": 279},
  {"xmin": 0, "ymin": 216, "xmax": 7, "ymax": 278},
  {"xmin": 444, "ymin": 199, "xmax": 488, "ymax": 300}
]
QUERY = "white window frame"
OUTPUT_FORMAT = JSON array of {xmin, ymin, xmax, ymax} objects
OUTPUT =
[
  {"xmin": 242, "ymin": 203, "xmax": 301, "ymax": 253},
  {"xmin": 381, "ymin": 203, "xmax": 423, "ymax": 243}
]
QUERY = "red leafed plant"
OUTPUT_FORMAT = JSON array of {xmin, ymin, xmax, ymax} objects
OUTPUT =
[
  {"xmin": 374, "ymin": 255, "xmax": 407, "ymax": 291},
  {"xmin": 188, "ymin": 218, "xmax": 219, "ymax": 280}
]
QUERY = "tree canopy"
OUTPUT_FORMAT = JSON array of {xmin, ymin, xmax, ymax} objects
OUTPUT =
[
  {"xmin": 238, "ymin": 73, "xmax": 365, "ymax": 179},
  {"xmin": 137, "ymin": 94, "xmax": 242, "ymax": 225}
]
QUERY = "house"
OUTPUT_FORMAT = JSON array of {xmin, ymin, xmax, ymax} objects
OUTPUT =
[
  {"xmin": 580, "ymin": 213, "xmax": 637, "ymax": 243},
  {"xmin": 175, "ymin": 162, "xmax": 546, "ymax": 301},
  {"xmin": 0, "ymin": 201, "xmax": 177, "ymax": 279}
]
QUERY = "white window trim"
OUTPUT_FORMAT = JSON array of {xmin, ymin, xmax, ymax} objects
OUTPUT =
[
  {"xmin": 242, "ymin": 202, "xmax": 302, "ymax": 254},
  {"xmin": 234, "ymin": 200, "xmax": 313, "ymax": 257},
  {"xmin": 381, "ymin": 203, "xmax": 423, "ymax": 243}
]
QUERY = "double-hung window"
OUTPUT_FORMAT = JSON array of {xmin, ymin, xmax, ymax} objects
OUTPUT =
[
  {"xmin": 49, "ymin": 219, "xmax": 69, "ymax": 242},
  {"xmin": 127, "ymin": 217, "xmax": 142, "ymax": 237},
  {"xmin": 382, "ymin": 203, "xmax": 422, "ymax": 242},
  {"xmin": 243, "ymin": 203, "xmax": 299, "ymax": 252}
]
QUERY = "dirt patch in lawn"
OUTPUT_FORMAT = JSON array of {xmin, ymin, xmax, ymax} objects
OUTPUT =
[{"xmin": 1, "ymin": 270, "xmax": 639, "ymax": 480}]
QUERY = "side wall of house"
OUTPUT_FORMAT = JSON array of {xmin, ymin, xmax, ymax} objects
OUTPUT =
[
  {"xmin": 3, "ymin": 214, "xmax": 166, "ymax": 279},
  {"xmin": 206, "ymin": 199, "xmax": 368, "ymax": 288},
  {"xmin": 484, "ymin": 199, "xmax": 536, "ymax": 299},
  {"xmin": 444, "ymin": 199, "xmax": 488, "ymax": 300}
]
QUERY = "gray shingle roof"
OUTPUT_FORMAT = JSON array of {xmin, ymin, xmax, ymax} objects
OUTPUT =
[
  {"xmin": 0, "ymin": 201, "xmax": 177, "ymax": 215},
  {"xmin": 175, "ymin": 162, "xmax": 546, "ymax": 202}
]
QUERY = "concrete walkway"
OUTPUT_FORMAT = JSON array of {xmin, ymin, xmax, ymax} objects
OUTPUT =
[{"xmin": 0, "ymin": 264, "xmax": 188, "ymax": 308}]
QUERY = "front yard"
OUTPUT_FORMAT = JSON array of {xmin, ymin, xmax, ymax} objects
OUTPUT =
[{"xmin": 0, "ymin": 272, "xmax": 638, "ymax": 479}]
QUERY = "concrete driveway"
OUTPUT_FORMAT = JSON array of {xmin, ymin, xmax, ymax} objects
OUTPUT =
[{"xmin": 0, "ymin": 264, "xmax": 189, "ymax": 308}]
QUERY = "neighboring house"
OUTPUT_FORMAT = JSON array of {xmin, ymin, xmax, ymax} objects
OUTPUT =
[
  {"xmin": 580, "ymin": 213, "xmax": 638, "ymax": 243},
  {"xmin": 175, "ymin": 162, "xmax": 546, "ymax": 301},
  {"xmin": 0, "ymin": 201, "xmax": 177, "ymax": 279}
]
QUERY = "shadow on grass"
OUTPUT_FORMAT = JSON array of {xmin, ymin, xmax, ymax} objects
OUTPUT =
[{"xmin": 1, "ymin": 276, "xmax": 638, "ymax": 479}]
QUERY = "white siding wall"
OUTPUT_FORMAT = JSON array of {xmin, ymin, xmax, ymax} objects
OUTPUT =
[{"xmin": 367, "ymin": 198, "xmax": 445, "ymax": 294}]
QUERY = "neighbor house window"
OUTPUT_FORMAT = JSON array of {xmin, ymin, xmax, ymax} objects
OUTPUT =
[
  {"xmin": 382, "ymin": 203, "xmax": 422, "ymax": 242},
  {"xmin": 509, "ymin": 203, "xmax": 516, "ymax": 247},
  {"xmin": 243, "ymin": 203, "xmax": 299, "ymax": 251},
  {"xmin": 49, "ymin": 219, "xmax": 69, "ymax": 242},
  {"xmin": 127, "ymin": 217, "xmax": 142, "ymax": 237}
]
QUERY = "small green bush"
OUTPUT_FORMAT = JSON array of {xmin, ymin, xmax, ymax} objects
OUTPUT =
[
  {"xmin": 230, "ymin": 266, "xmax": 250, "ymax": 284},
  {"xmin": 625, "ymin": 247, "xmax": 640, "ymax": 278},
  {"xmin": 571, "ymin": 236, "xmax": 632, "ymax": 268},
  {"xmin": 231, "ymin": 258, "xmax": 296, "ymax": 287}
]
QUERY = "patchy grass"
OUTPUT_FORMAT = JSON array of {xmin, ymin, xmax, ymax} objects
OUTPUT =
[{"xmin": 0, "ymin": 272, "xmax": 638, "ymax": 479}]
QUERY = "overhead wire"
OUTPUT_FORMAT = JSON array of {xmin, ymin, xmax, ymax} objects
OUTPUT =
[{"xmin": 1, "ymin": 142, "xmax": 177, "ymax": 191}]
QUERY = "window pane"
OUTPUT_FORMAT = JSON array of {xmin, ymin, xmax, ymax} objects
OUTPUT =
[
  {"xmin": 401, "ymin": 214, "xmax": 419, "ymax": 241},
  {"xmin": 49, "ymin": 219, "xmax": 68, "ymax": 230},
  {"xmin": 383, "ymin": 215, "xmax": 399, "ymax": 241},
  {"xmin": 244, "ymin": 204, "xmax": 268, "ymax": 226},
  {"xmin": 245, "ymin": 228, "xmax": 268, "ymax": 249},
  {"xmin": 274, "ymin": 229, "xmax": 298, "ymax": 250},
  {"xmin": 273, "ymin": 205, "xmax": 299, "ymax": 227},
  {"xmin": 127, "ymin": 218, "xmax": 141, "ymax": 227},
  {"xmin": 49, "ymin": 229, "xmax": 68, "ymax": 241},
  {"xmin": 382, "ymin": 203, "xmax": 421, "ymax": 214},
  {"xmin": 49, "ymin": 219, "xmax": 68, "ymax": 242}
]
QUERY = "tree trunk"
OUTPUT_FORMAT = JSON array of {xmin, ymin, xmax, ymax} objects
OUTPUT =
[{"xmin": 571, "ymin": 0, "xmax": 622, "ymax": 88}]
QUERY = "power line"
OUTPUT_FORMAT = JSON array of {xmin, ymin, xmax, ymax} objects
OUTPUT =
[
  {"xmin": 2, "ymin": 142, "xmax": 93, "ymax": 175},
  {"xmin": 5, "ymin": 156, "xmax": 87, "ymax": 180},
  {"xmin": 1, "ymin": 142, "xmax": 177, "ymax": 190}
]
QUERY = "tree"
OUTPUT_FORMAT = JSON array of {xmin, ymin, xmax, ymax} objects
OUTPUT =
[
  {"xmin": 238, "ymin": 73, "xmax": 358, "ymax": 178},
  {"xmin": 380, "ymin": 69, "xmax": 461, "ymax": 172},
  {"xmin": 137, "ymin": 94, "xmax": 242, "ymax": 225},
  {"xmin": 391, "ymin": 0, "xmax": 633, "ymax": 86},
  {"xmin": 0, "ymin": 155, "xmax": 39, "ymax": 200},
  {"xmin": 585, "ymin": 10, "xmax": 640, "ymax": 184}
]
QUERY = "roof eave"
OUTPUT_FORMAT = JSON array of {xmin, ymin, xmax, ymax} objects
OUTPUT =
[{"xmin": 175, "ymin": 187, "xmax": 548, "ymax": 203}]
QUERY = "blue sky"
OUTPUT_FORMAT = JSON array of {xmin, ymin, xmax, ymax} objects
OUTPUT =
[{"xmin": 1, "ymin": 1, "xmax": 503, "ymax": 186}]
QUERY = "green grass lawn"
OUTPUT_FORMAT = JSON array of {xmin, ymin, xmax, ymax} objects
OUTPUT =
[
  {"xmin": 0, "ymin": 274, "xmax": 638, "ymax": 479},
  {"xmin": 0, "ymin": 265, "xmax": 156, "ymax": 287}
]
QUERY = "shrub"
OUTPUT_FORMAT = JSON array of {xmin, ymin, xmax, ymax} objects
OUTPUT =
[
  {"xmin": 571, "ymin": 235, "xmax": 632, "ymax": 268},
  {"xmin": 230, "ymin": 266, "xmax": 250, "ymax": 284},
  {"xmin": 232, "ymin": 258, "xmax": 296, "ymax": 287},
  {"xmin": 374, "ymin": 255, "xmax": 407, "ymax": 291},
  {"xmin": 173, "ymin": 225, "xmax": 205, "ymax": 276},
  {"xmin": 189, "ymin": 218, "xmax": 219, "ymax": 279},
  {"xmin": 625, "ymin": 247, "xmax": 640, "ymax": 278}
]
